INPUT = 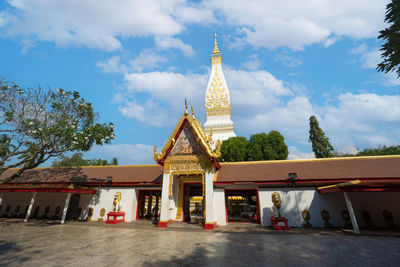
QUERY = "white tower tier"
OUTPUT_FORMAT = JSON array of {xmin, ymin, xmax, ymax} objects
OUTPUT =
[{"xmin": 204, "ymin": 34, "xmax": 236, "ymax": 145}]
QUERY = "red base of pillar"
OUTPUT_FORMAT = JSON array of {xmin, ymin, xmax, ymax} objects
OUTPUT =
[
  {"xmin": 271, "ymin": 216, "xmax": 290, "ymax": 230},
  {"xmin": 158, "ymin": 220, "xmax": 172, "ymax": 228},
  {"xmin": 204, "ymin": 222, "xmax": 216, "ymax": 230},
  {"xmin": 106, "ymin": 211, "xmax": 125, "ymax": 224}
]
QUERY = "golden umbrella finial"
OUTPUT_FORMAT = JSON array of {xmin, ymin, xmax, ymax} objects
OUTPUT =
[{"xmin": 213, "ymin": 32, "xmax": 220, "ymax": 54}]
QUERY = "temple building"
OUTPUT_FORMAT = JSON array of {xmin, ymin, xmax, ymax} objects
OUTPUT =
[{"xmin": 0, "ymin": 36, "xmax": 400, "ymax": 233}]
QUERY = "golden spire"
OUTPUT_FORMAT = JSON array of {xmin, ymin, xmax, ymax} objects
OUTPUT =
[
  {"xmin": 185, "ymin": 97, "xmax": 188, "ymax": 115},
  {"xmin": 213, "ymin": 33, "xmax": 220, "ymax": 54},
  {"xmin": 191, "ymin": 103, "xmax": 195, "ymax": 117}
]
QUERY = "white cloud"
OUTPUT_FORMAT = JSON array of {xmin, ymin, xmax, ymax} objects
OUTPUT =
[
  {"xmin": 118, "ymin": 99, "xmax": 171, "ymax": 127},
  {"xmin": 351, "ymin": 44, "xmax": 400, "ymax": 86},
  {"xmin": 2, "ymin": 0, "xmax": 186, "ymax": 51},
  {"xmin": 97, "ymin": 50, "xmax": 168, "ymax": 75},
  {"xmin": 87, "ymin": 144, "xmax": 155, "ymax": 165},
  {"xmin": 1, "ymin": 0, "xmax": 389, "ymax": 52},
  {"xmin": 337, "ymin": 145, "xmax": 359, "ymax": 155},
  {"xmin": 155, "ymin": 36, "xmax": 195, "ymax": 58},
  {"xmin": 318, "ymin": 93, "xmax": 400, "ymax": 148},
  {"xmin": 129, "ymin": 50, "xmax": 167, "ymax": 72},
  {"xmin": 241, "ymin": 54, "xmax": 261, "ymax": 71},
  {"xmin": 96, "ymin": 56, "xmax": 121, "ymax": 73},
  {"xmin": 204, "ymin": 0, "xmax": 387, "ymax": 50},
  {"xmin": 274, "ymin": 51, "xmax": 302, "ymax": 67},
  {"xmin": 288, "ymin": 146, "xmax": 315, "ymax": 160},
  {"xmin": 116, "ymin": 62, "xmax": 400, "ymax": 151}
]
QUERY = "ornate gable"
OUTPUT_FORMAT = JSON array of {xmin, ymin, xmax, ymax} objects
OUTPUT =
[
  {"xmin": 169, "ymin": 123, "xmax": 206, "ymax": 157},
  {"xmin": 154, "ymin": 102, "xmax": 221, "ymax": 171}
]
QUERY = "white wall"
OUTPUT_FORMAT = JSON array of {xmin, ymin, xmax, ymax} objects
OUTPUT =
[
  {"xmin": 0, "ymin": 192, "xmax": 31, "ymax": 217},
  {"xmin": 213, "ymin": 188, "xmax": 226, "ymax": 226},
  {"xmin": 347, "ymin": 191, "xmax": 400, "ymax": 228},
  {"xmin": 80, "ymin": 188, "xmax": 137, "ymax": 222},
  {"xmin": 258, "ymin": 187, "xmax": 348, "ymax": 227},
  {"xmin": 0, "ymin": 192, "xmax": 68, "ymax": 219},
  {"xmin": 257, "ymin": 188, "xmax": 400, "ymax": 228}
]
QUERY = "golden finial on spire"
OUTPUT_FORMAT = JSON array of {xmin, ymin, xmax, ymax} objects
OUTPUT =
[
  {"xmin": 185, "ymin": 97, "xmax": 188, "ymax": 115},
  {"xmin": 191, "ymin": 103, "xmax": 195, "ymax": 117},
  {"xmin": 213, "ymin": 32, "xmax": 220, "ymax": 54}
]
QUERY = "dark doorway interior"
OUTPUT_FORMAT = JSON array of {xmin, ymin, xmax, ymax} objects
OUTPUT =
[
  {"xmin": 184, "ymin": 184, "xmax": 203, "ymax": 224},
  {"xmin": 137, "ymin": 190, "xmax": 161, "ymax": 223},
  {"xmin": 66, "ymin": 194, "xmax": 80, "ymax": 221},
  {"xmin": 225, "ymin": 190, "xmax": 259, "ymax": 223}
]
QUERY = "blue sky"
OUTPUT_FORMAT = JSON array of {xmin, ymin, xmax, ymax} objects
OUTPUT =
[{"xmin": 1, "ymin": 0, "xmax": 399, "ymax": 165}]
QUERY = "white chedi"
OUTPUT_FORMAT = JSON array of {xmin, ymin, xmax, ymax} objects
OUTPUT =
[{"xmin": 204, "ymin": 33, "xmax": 236, "ymax": 146}]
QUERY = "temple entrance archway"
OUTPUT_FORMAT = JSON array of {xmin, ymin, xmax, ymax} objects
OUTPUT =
[{"xmin": 183, "ymin": 183, "xmax": 203, "ymax": 224}]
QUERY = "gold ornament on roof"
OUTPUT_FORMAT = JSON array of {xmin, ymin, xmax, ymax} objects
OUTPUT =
[
  {"xmin": 154, "ymin": 145, "xmax": 162, "ymax": 161},
  {"xmin": 205, "ymin": 66, "xmax": 231, "ymax": 116},
  {"xmin": 185, "ymin": 97, "xmax": 188, "ymax": 115},
  {"xmin": 213, "ymin": 33, "xmax": 220, "ymax": 54}
]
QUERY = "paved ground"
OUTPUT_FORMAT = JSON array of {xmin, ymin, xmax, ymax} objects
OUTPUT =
[{"xmin": 0, "ymin": 219, "xmax": 400, "ymax": 266}]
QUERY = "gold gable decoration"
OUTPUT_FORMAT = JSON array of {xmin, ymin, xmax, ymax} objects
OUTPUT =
[
  {"xmin": 205, "ymin": 65, "xmax": 231, "ymax": 117},
  {"xmin": 153, "ymin": 101, "xmax": 221, "ymax": 165}
]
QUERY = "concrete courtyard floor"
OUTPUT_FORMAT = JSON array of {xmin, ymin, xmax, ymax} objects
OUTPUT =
[{"xmin": 0, "ymin": 219, "xmax": 400, "ymax": 266}]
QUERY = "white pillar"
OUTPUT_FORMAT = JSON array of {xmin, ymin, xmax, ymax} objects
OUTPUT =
[
  {"xmin": 343, "ymin": 192, "xmax": 360, "ymax": 234},
  {"xmin": 159, "ymin": 173, "xmax": 171, "ymax": 222},
  {"xmin": 205, "ymin": 171, "xmax": 215, "ymax": 224},
  {"xmin": 0, "ymin": 193, "xmax": 3, "ymax": 207},
  {"xmin": 61, "ymin": 192, "xmax": 72, "ymax": 224},
  {"xmin": 24, "ymin": 192, "xmax": 37, "ymax": 222}
]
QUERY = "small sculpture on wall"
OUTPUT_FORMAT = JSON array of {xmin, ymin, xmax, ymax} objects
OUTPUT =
[
  {"xmin": 382, "ymin": 210, "xmax": 396, "ymax": 229},
  {"xmin": 113, "ymin": 192, "xmax": 123, "ymax": 212},
  {"xmin": 361, "ymin": 210, "xmax": 374, "ymax": 228},
  {"xmin": 271, "ymin": 192, "xmax": 282, "ymax": 217},
  {"xmin": 341, "ymin": 210, "xmax": 351, "ymax": 228},
  {"xmin": 86, "ymin": 207, "xmax": 94, "ymax": 221},
  {"xmin": 98, "ymin": 208, "xmax": 106, "ymax": 222},
  {"xmin": 302, "ymin": 209, "xmax": 312, "ymax": 227},
  {"xmin": 53, "ymin": 206, "xmax": 61, "ymax": 220},
  {"xmin": 321, "ymin": 209, "xmax": 332, "ymax": 227},
  {"xmin": 271, "ymin": 192, "xmax": 290, "ymax": 230},
  {"xmin": 106, "ymin": 192, "xmax": 125, "ymax": 224}
]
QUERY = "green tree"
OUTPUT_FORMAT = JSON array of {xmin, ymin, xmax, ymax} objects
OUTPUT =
[
  {"xmin": 248, "ymin": 133, "xmax": 268, "ymax": 161},
  {"xmin": 52, "ymin": 153, "xmax": 89, "ymax": 167},
  {"xmin": 52, "ymin": 153, "xmax": 119, "ymax": 167},
  {"xmin": 111, "ymin": 157, "xmax": 118, "ymax": 165},
  {"xmin": 359, "ymin": 145, "xmax": 400, "ymax": 156},
  {"xmin": 377, "ymin": 0, "xmax": 400, "ymax": 79},
  {"xmin": 220, "ymin": 137, "xmax": 249, "ymax": 162},
  {"xmin": 248, "ymin": 131, "xmax": 288, "ymax": 160},
  {"xmin": 0, "ymin": 80, "xmax": 115, "ymax": 183},
  {"xmin": 309, "ymin": 115, "xmax": 334, "ymax": 158},
  {"xmin": 264, "ymin": 131, "xmax": 289, "ymax": 160}
]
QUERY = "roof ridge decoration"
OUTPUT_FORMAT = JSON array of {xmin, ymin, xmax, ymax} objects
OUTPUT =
[{"xmin": 154, "ymin": 99, "xmax": 221, "ymax": 166}]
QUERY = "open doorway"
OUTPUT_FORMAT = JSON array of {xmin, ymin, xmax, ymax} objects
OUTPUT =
[
  {"xmin": 225, "ymin": 189, "xmax": 260, "ymax": 223},
  {"xmin": 66, "ymin": 194, "xmax": 80, "ymax": 221},
  {"xmin": 137, "ymin": 190, "xmax": 161, "ymax": 223},
  {"xmin": 183, "ymin": 184, "xmax": 203, "ymax": 224}
]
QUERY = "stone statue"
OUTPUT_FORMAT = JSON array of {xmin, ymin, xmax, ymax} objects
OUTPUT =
[
  {"xmin": 272, "ymin": 192, "xmax": 282, "ymax": 217},
  {"xmin": 113, "ymin": 192, "xmax": 122, "ymax": 212}
]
